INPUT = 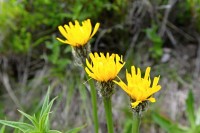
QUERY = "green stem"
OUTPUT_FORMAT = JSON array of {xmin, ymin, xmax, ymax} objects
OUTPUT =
[
  {"xmin": 89, "ymin": 80, "xmax": 99, "ymax": 133},
  {"xmin": 103, "ymin": 97, "xmax": 114, "ymax": 133},
  {"xmin": 132, "ymin": 113, "xmax": 141, "ymax": 133}
]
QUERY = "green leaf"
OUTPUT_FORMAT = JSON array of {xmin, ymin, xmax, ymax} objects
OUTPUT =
[
  {"xmin": 0, "ymin": 86, "xmax": 60, "ymax": 133},
  {"xmin": 196, "ymin": 125, "xmax": 200, "ymax": 132},
  {"xmin": 152, "ymin": 112, "xmax": 187, "ymax": 133},
  {"xmin": 65, "ymin": 124, "xmax": 87, "ymax": 133},
  {"xmin": 145, "ymin": 24, "xmax": 163, "ymax": 60},
  {"xmin": 122, "ymin": 119, "xmax": 132, "ymax": 133},
  {"xmin": 38, "ymin": 87, "xmax": 57, "ymax": 132},
  {"xmin": 0, "ymin": 120, "xmax": 34, "ymax": 132},
  {"xmin": 186, "ymin": 89, "xmax": 196, "ymax": 128},
  {"xmin": 196, "ymin": 106, "xmax": 200, "ymax": 125},
  {"xmin": 18, "ymin": 110, "xmax": 38, "ymax": 128},
  {"xmin": 13, "ymin": 128, "xmax": 21, "ymax": 133},
  {"xmin": 0, "ymin": 125, "xmax": 5, "ymax": 133},
  {"xmin": 40, "ymin": 87, "xmax": 51, "ymax": 118},
  {"xmin": 48, "ymin": 130, "xmax": 62, "ymax": 133},
  {"xmin": 39, "ymin": 97, "xmax": 57, "ymax": 131}
]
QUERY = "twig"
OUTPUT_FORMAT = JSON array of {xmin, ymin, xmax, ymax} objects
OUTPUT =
[
  {"xmin": 165, "ymin": 28, "xmax": 177, "ymax": 47},
  {"xmin": 159, "ymin": 0, "xmax": 177, "ymax": 37},
  {"xmin": 2, "ymin": 73, "xmax": 22, "ymax": 109},
  {"xmin": 167, "ymin": 21, "xmax": 195, "ymax": 41},
  {"xmin": 194, "ymin": 33, "xmax": 200, "ymax": 78},
  {"xmin": 0, "ymin": 57, "xmax": 22, "ymax": 109}
]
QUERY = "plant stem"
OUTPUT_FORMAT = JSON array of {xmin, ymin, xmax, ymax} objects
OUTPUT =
[
  {"xmin": 132, "ymin": 113, "xmax": 141, "ymax": 133},
  {"xmin": 89, "ymin": 80, "xmax": 99, "ymax": 133},
  {"xmin": 103, "ymin": 97, "xmax": 114, "ymax": 133}
]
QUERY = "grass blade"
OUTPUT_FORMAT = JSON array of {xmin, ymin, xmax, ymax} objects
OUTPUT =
[
  {"xmin": 65, "ymin": 124, "xmax": 87, "ymax": 133},
  {"xmin": 186, "ymin": 89, "xmax": 196, "ymax": 128},
  {"xmin": 152, "ymin": 112, "xmax": 187, "ymax": 133}
]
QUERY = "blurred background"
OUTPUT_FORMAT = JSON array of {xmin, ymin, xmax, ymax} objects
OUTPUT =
[{"xmin": 0, "ymin": 0, "xmax": 200, "ymax": 132}]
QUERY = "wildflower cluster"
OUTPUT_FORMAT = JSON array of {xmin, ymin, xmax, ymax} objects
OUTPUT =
[
  {"xmin": 0, "ymin": 19, "xmax": 161, "ymax": 133},
  {"xmin": 57, "ymin": 19, "xmax": 161, "ymax": 110}
]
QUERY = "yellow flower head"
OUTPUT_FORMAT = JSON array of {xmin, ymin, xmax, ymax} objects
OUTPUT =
[
  {"xmin": 85, "ymin": 52, "xmax": 125, "ymax": 82},
  {"xmin": 114, "ymin": 66, "xmax": 161, "ymax": 108},
  {"xmin": 57, "ymin": 19, "xmax": 100, "ymax": 47}
]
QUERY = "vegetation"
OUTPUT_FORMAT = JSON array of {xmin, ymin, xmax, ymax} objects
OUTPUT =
[{"xmin": 0, "ymin": 0, "xmax": 200, "ymax": 132}]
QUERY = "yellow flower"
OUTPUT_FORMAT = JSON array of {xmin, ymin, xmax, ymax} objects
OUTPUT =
[
  {"xmin": 85, "ymin": 52, "xmax": 125, "ymax": 82},
  {"xmin": 114, "ymin": 66, "xmax": 161, "ymax": 108},
  {"xmin": 57, "ymin": 19, "xmax": 100, "ymax": 47}
]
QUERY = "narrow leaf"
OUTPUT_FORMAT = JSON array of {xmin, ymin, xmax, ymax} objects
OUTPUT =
[
  {"xmin": 18, "ymin": 110, "xmax": 38, "ymax": 128},
  {"xmin": 196, "ymin": 106, "xmax": 200, "ymax": 125},
  {"xmin": 122, "ymin": 119, "xmax": 132, "ymax": 133},
  {"xmin": 186, "ymin": 89, "xmax": 196, "ymax": 128},
  {"xmin": 48, "ymin": 130, "xmax": 62, "ymax": 133},
  {"xmin": 40, "ymin": 86, "xmax": 51, "ymax": 118},
  {"xmin": 0, "ymin": 120, "xmax": 34, "ymax": 132},
  {"xmin": 152, "ymin": 112, "xmax": 187, "ymax": 133},
  {"xmin": 39, "ymin": 97, "xmax": 57, "ymax": 131},
  {"xmin": 0, "ymin": 125, "xmax": 5, "ymax": 133},
  {"xmin": 14, "ymin": 128, "xmax": 21, "ymax": 133},
  {"xmin": 65, "ymin": 124, "xmax": 87, "ymax": 133}
]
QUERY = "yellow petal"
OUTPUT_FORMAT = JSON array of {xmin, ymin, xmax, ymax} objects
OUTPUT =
[
  {"xmin": 150, "ymin": 85, "xmax": 161, "ymax": 95},
  {"xmin": 131, "ymin": 66, "xmax": 135, "ymax": 76},
  {"xmin": 89, "ymin": 52, "xmax": 95, "ymax": 61},
  {"xmin": 64, "ymin": 24, "xmax": 70, "ymax": 33},
  {"xmin": 94, "ymin": 52, "xmax": 99, "ymax": 58},
  {"xmin": 69, "ymin": 22, "xmax": 74, "ymax": 28},
  {"xmin": 90, "ymin": 23, "xmax": 100, "ymax": 38},
  {"xmin": 56, "ymin": 37, "xmax": 67, "ymax": 44},
  {"xmin": 75, "ymin": 20, "xmax": 80, "ymax": 27},
  {"xmin": 152, "ymin": 76, "xmax": 160, "ymax": 87},
  {"xmin": 100, "ymin": 53, "xmax": 106, "ymax": 59},
  {"xmin": 113, "ymin": 80, "xmax": 132, "ymax": 96},
  {"xmin": 85, "ymin": 67, "xmax": 92, "ymax": 76},
  {"xmin": 106, "ymin": 52, "xmax": 110, "ymax": 58},
  {"xmin": 144, "ymin": 67, "xmax": 151, "ymax": 80},
  {"xmin": 58, "ymin": 26, "xmax": 68, "ymax": 38},
  {"xmin": 137, "ymin": 67, "xmax": 141, "ymax": 78},
  {"xmin": 126, "ymin": 72, "xmax": 132, "ymax": 86},
  {"xmin": 131, "ymin": 101, "xmax": 142, "ymax": 108},
  {"xmin": 147, "ymin": 97, "xmax": 156, "ymax": 102},
  {"xmin": 86, "ymin": 59, "xmax": 93, "ymax": 71}
]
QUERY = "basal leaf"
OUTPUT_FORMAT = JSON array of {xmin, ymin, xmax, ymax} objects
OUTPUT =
[
  {"xmin": 0, "ymin": 120, "xmax": 34, "ymax": 132},
  {"xmin": 18, "ymin": 110, "xmax": 38, "ymax": 128}
]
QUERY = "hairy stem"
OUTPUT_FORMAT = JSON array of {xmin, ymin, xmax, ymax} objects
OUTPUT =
[{"xmin": 103, "ymin": 97, "xmax": 114, "ymax": 133}]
